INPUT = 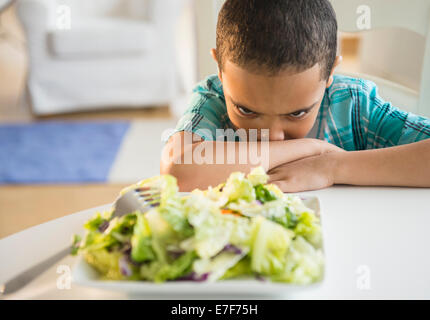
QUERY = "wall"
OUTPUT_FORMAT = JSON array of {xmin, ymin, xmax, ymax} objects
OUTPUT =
[{"xmin": 194, "ymin": 0, "xmax": 218, "ymax": 80}]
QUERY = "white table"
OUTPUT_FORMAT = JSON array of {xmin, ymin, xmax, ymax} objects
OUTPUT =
[{"xmin": 1, "ymin": 186, "xmax": 430, "ymax": 300}]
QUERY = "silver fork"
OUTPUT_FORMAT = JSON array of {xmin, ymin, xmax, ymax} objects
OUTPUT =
[
  {"xmin": 0, "ymin": 187, "xmax": 161, "ymax": 296},
  {"xmin": 113, "ymin": 187, "xmax": 161, "ymax": 217}
]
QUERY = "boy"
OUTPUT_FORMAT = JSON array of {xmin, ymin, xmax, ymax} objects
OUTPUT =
[{"xmin": 161, "ymin": 0, "xmax": 430, "ymax": 192}]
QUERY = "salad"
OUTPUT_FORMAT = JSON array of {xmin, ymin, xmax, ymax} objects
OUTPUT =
[{"xmin": 71, "ymin": 167, "xmax": 324, "ymax": 284}]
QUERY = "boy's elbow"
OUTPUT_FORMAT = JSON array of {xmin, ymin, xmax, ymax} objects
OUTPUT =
[
  {"xmin": 160, "ymin": 161, "xmax": 196, "ymax": 192},
  {"xmin": 160, "ymin": 152, "xmax": 180, "ymax": 177},
  {"xmin": 160, "ymin": 155, "xmax": 174, "ymax": 176},
  {"xmin": 160, "ymin": 133, "xmax": 204, "ymax": 191},
  {"xmin": 160, "ymin": 137, "xmax": 182, "ymax": 177},
  {"xmin": 160, "ymin": 148, "xmax": 197, "ymax": 191}
]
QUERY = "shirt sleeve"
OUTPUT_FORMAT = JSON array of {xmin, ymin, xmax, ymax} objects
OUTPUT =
[
  {"xmin": 358, "ymin": 79, "xmax": 430, "ymax": 149},
  {"xmin": 165, "ymin": 77, "xmax": 228, "ymax": 142}
]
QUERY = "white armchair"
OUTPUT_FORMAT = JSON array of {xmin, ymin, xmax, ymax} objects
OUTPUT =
[{"xmin": 16, "ymin": 0, "xmax": 187, "ymax": 115}]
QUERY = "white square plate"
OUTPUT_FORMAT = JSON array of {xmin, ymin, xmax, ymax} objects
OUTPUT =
[{"xmin": 72, "ymin": 196, "xmax": 324, "ymax": 297}]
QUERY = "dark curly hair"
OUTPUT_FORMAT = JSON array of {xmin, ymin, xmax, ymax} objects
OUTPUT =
[{"xmin": 216, "ymin": 0, "xmax": 338, "ymax": 79}]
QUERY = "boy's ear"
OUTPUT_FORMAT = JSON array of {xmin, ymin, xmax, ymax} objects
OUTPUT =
[
  {"xmin": 210, "ymin": 48, "xmax": 222, "ymax": 81},
  {"xmin": 326, "ymin": 55, "xmax": 343, "ymax": 88},
  {"xmin": 210, "ymin": 48, "xmax": 218, "ymax": 62}
]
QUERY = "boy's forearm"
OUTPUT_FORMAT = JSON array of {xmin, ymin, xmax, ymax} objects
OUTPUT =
[
  {"xmin": 332, "ymin": 139, "xmax": 430, "ymax": 187},
  {"xmin": 166, "ymin": 162, "xmax": 252, "ymax": 191},
  {"xmin": 161, "ymin": 138, "xmax": 329, "ymax": 191},
  {"xmin": 268, "ymin": 138, "xmax": 331, "ymax": 169}
]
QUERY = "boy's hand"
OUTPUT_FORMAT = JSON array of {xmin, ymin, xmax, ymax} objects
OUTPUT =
[
  {"xmin": 269, "ymin": 139, "xmax": 430, "ymax": 192},
  {"xmin": 310, "ymin": 139, "xmax": 344, "ymax": 155},
  {"xmin": 267, "ymin": 152, "xmax": 340, "ymax": 192}
]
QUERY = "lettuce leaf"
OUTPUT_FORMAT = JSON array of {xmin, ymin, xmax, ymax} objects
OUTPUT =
[
  {"xmin": 222, "ymin": 172, "xmax": 255, "ymax": 202},
  {"xmin": 140, "ymin": 251, "xmax": 197, "ymax": 282},
  {"xmin": 193, "ymin": 249, "xmax": 248, "ymax": 282},
  {"xmin": 271, "ymin": 236, "xmax": 324, "ymax": 284},
  {"xmin": 250, "ymin": 216, "xmax": 294, "ymax": 275},
  {"xmin": 83, "ymin": 249, "xmax": 125, "ymax": 280},
  {"xmin": 247, "ymin": 167, "xmax": 269, "ymax": 186},
  {"xmin": 221, "ymin": 256, "xmax": 253, "ymax": 280},
  {"xmin": 131, "ymin": 213, "xmax": 155, "ymax": 263},
  {"xmin": 294, "ymin": 211, "xmax": 323, "ymax": 249},
  {"xmin": 269, "ymin": 207, "xmax": 299, "ymax": 230},
  {"xmin": 254, "ymin": 184, "xmax": 278, "ymax": 203},
  {"xmin": 159, "ymin": 197, "xmax": 194, "ymax": 238}
]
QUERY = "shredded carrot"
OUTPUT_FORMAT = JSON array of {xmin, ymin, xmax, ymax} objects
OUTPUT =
[{"xmin": 221, "ymin": 209, "xmax": 241, "ymax": 217}]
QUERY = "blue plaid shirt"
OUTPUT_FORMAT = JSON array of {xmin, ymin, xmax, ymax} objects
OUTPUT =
[{"xmin": 170, "ymin": 74, "xmax": 430, "ymax": 150}]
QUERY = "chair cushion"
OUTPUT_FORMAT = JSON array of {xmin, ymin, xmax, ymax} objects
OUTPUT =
[{"xmin": 47, "ymin": 18, "xmax": 154, "ymax": 58}]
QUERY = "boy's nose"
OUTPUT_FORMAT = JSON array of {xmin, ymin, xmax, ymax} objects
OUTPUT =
[
  {"xmin": 268, "ymin": 127, "xmax": 287, "ymax": 141},
  {"xmin": 264, "ymin": 118, "xmax": 290, "ymax": 141}
]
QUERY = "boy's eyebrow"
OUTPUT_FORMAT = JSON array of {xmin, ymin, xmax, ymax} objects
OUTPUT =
[
  {"xmin": 287, "ymin": 102, "xmax": 319, "ymax": 115},
  {"xmin": 229, "ymin": 96, "xmax": 319, "ymax": 115},
  {"xmin": 229, "ymin": 97, "xmax": 260, "ymax": 114}
]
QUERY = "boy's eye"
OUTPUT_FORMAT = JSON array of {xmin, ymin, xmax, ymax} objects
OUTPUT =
[
  {"xmin": 289, "ymin": 110, "xmax": 307, "ymax": 118},
  {"xmin": 237, "ymin": 106, "xmax": 256, "ymax": 116}
]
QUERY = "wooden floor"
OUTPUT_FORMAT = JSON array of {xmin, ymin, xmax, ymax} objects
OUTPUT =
[{"xmin": 0, "ymin": 184, "xmax": 130, "ymax": 238}]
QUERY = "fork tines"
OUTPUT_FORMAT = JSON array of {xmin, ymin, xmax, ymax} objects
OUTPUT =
[{"xmin": 134, "ymin": 188, "xmax": 161, "ymax": 208}]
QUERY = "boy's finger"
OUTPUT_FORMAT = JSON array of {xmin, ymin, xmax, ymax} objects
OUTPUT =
[
  {"xmin": 271, "ymin": 180, "xmax": 298, "ymax": 193},
  {"xmin": 267, "ymin": 174, "xmax": 280, "ymax": 183},
  {"xmin": 268, "ymin": 170, "xmax": 288, "ymax": 183},
  {"xmin": 274, "ymin": 179, "xmax": 313, "ymax": 193}
]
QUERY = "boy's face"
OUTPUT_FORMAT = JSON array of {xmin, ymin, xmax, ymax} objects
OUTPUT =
[{"xmin": 212, "ymin": 50, "xmax": 341, "ymax": 141}]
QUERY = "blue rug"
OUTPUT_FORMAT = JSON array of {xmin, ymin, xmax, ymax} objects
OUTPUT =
[{"xmin": 0, "ymin": 121, "xmax": 130, "ymax": 184}]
